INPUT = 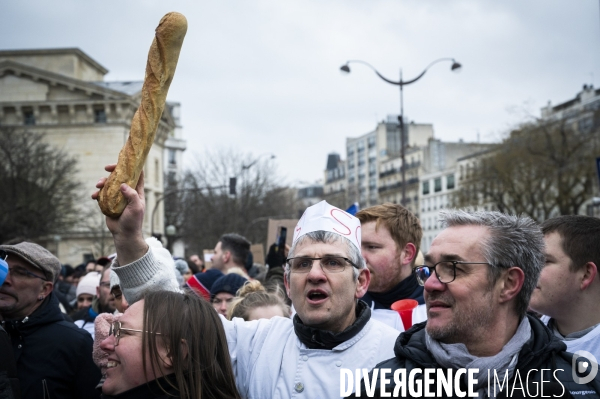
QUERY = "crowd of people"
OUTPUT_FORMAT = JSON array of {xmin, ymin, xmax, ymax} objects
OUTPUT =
[{"xmin": 0, "ymin": 169, "xmax": 599, "ymax": 398}]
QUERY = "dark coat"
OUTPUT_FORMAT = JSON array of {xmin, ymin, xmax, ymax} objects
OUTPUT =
[
  {"xmin": 0, "ymin": 325, "xmax": 20, "ymax": 399},
  {"xmin": 100, "ymin": 376, "xmax": 179, "ymax": 399},
  {"xmin": 1, "ymin": 293, "xmax": 101, "ymax": 399},
  {"xmin": 349, "ymin": 315, "xmax": 600, "ymax": 399}
]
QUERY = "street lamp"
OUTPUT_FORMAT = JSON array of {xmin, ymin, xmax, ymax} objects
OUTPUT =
[{"xmin": 340, "ymin": 58, "xmax": 462, "ymax": 206}]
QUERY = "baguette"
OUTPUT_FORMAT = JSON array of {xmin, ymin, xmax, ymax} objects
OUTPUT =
[{"xmin": 98, "ymin": 12, "xmax": 187, "ymax": 217}]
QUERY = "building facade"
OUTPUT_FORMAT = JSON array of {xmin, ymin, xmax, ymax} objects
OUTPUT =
[{"xmin": 0, "ymin": 48, "xmax": 183, "ymax": 265}]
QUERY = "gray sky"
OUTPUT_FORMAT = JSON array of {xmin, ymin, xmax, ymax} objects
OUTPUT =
[{"xmin": 2, "ymin": 0, "xmax": 599, "ymax": 186}]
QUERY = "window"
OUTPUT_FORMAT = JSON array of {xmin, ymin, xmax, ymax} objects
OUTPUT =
[
  {"xmin": 168, "ymin": 149, "xmax": 176, "ymax": 165},
  {"xmin": 422, "ymin": 181, "xmax": 430, "ymax": 195},
  {"xmin": 24, "ymin": 111, "xmax": 35, "ymax": 125},
  {"xmin": 95, "ymin": 109, "xmax": 107, "ymax": 123},
  {"xmin": 447, "ymin": 174, "xmax": 455, "ymax": 190},
  {"xmin": 434, "ymin": 177, "xmax": 442, "ymax": 192}
]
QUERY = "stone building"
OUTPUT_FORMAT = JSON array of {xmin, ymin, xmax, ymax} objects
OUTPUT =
[{"xmin": 0, "ymin": 48, "xmax": 184, "ymax": 265}]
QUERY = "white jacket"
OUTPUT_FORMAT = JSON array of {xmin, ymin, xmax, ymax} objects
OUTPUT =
[{"xmin": 222, "ymin": 314, "xmax": 399, "ymax": 399}]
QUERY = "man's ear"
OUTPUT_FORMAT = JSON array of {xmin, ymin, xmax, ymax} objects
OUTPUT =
[
  {"xmin": 223, "ymin": 250, "xmax": 231, "ymax": 264},
  {"xmin": 355, "ymin": 268, "xmax": 371, "ymax": 299},
  {"xmin": 283, "ymin": 272, "xmax": 291, "ymax": 298},
  {"xmin": 580, "ymin": 262, "xmax": 598, "ymax": 291},
  {"xmin": 498, "ymin": 267, "xmax": 524, "ymax": 304},
  {"xmin": 401, "ymin": 243, "xmax": 417, "ymax": 266},
  {"xmin": 41, "ymin": 281, "xmax": 54, "ymax": 297}
]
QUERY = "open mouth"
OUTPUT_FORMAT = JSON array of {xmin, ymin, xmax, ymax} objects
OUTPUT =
[{"xmin": 306, "ymin": 289, "xmax": 329, "ymax": 304}]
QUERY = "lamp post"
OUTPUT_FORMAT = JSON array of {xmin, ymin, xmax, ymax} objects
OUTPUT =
[{"xmin": 340, "ymin": 58, "xmax": 461, "ymax": 206}]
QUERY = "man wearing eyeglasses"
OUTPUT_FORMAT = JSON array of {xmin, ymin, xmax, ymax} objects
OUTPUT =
[
  {"xmin": 350, "ymin": 210, "xmax": 600, "ymax": 398},
  {"xmin": 0, "ymin": 243, "xmax": 101, "ymax": 399},
  {"xmin": 94, "ymin": 169, "xmax": 400, "ymax": 398}
]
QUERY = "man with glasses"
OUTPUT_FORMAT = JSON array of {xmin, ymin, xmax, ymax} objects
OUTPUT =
[
  {"xmin": 0, "ymin": 242, "xmax": 101, "ymax": 399},
  {"xmin": 94, "ymin": 167, "xmax": 400, "ymax": 398},
  {"xmin": 350, "ymin": 210, "xmax": 600, "ymax": 398}
]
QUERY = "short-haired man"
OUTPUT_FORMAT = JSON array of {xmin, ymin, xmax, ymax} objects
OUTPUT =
[
  {"xmin": 0, "ymin": 243, "xmax": 101, "ymax": 399},
  {"xmin": 356, "ymin": 203, "xmax": 426, "ymax": 330},
  {"xmin": 211, "ymin": 233, "xmax": 251, "ymax": 277},
  {"xmin": 351, "ymin": 210, "xmax": 600, "ymax": 398},
  {"xmin": 94, "ymin": 169, "xmax": 400, "ymax": 398},
  {"xmin": 530, "ymin": 215, "xmax": 600, "ymax": 359}
]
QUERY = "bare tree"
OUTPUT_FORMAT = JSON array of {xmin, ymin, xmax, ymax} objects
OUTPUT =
[
  {"xmin": 0, "ymin": 127, "xmax": 82, "ymax": 243},
  {"xmin": 454, "ymin": 108, "xmax": 600, "ymax": 221},
  {"xmin": 167, "ymin": 148, "xmax": 299, "ymax": 256}
]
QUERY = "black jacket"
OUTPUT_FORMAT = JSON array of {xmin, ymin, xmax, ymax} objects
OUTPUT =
[
  {"xmin": 100, "ymin": 376, "xmax": 179, "ymax": 399},
  {"xmin": 361, "ymin": 273, "xmax": 425, "ymax": 309},
  {"xmin": 1, "ymin": 293, "xmax": 101, "ymax": 399},
  {"xmin": 349, "ymin": 315, "xmax": 600, "ymax": 398},
  {"xmin": 0, "ymin": 325, "xmax": 20, "ymax": 399}
]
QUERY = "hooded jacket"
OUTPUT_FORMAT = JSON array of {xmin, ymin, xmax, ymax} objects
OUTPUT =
[
  {"xmin": 349, "ymin": 315, "xmax": 600, "ymax": 399},
  {"xmin": 1, "ymin": 293, "xmax": 101, "ymax": 399}
]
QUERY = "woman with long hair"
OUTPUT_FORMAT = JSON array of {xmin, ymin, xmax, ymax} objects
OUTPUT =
[{"xmin": 100, "ymin": 289, "xmax": 240, "ymax": 399}]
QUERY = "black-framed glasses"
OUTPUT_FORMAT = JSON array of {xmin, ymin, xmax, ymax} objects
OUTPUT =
[
  {"xmin": 414, "ymin": 261, "xmax": 492, "ymax": 286},
  {"xmin": 286, "ymin": 256, "xmax": 357, "ymax": 274},
  {"xmin": 108, "ymin": 320, "xmax": 162, "ymax": 346}
]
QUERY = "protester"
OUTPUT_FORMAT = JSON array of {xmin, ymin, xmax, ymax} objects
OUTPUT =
[
  {"xmin": 92, "ymin": 166, "xmax": 400, "ymax": 399},
  {"xmin": 74, "ymin": 271, "xmax": 100, "ymax": 310},
  {"xmin": 72, "ymin": 267, "xmax": 116, "ymax": 338},
  {"xmin": 99, "ymin": 289, "xmax": 241, "ymax": 399},
  {"xmin": 173, "ymin": 259, "xmax": 189, "ymax": 287},
  {"xmin": 356, "ymin": 203, "xmax": 427, "ymax": 330},
  {"xmin": 0, "ymin": 242, "xmax": 101, "ymax": 399},
  {"xmin": 109, "ymin": 272, "xmax": 129, "ymax": 314},
  {"xmin": 186, "ymin": 268, "xmax": 223, "ymax": 301},
  {"xmin": 228, "ymin": 280, "xmax": 291, "ymax": 321},
  {"xmin": 529, "ymin": 215, "xmax": 600, "ymax": 358},
  {"xmin": 211, "ymin": 233, "xmax": 251, "ymax": 277},
  {"xmin": 210, "ymin": 273, "xmax": 248, "ymax": 317},
  {"xmin": 188, "ymin": 253, "xmax": 204, "ymax": 272},
  {"xmin": 350, "ymin": 210, "xmax": 600, "ymax": 398}
]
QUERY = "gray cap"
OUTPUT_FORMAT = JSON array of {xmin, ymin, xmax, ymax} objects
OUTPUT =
[{"xmin": 0, "ymin": 242, "xmax": 61, "ymax": 282}]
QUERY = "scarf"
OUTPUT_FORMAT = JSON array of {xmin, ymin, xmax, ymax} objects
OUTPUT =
[
  {"xmin": 425, "ymin": 316, "xmax": 531, "ymax": 399},
  {"xmin": 294, "ymin": 300, "xmax": 371, "ymax": 350}
]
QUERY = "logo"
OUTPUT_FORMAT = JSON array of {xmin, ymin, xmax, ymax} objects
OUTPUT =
[{"xmin": 572, "ymin": 350, "xmax": 598, "ymax": 384}]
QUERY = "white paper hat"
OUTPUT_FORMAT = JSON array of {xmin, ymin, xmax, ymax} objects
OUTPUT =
[{"xmin": 292, "ymin": 200, "xmax": 361, "ymax": 251}]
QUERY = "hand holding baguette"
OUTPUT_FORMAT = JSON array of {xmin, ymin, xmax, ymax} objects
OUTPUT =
[{"xmin": 97, "ymin": 12, "xmax": 187, "ymax": 217}]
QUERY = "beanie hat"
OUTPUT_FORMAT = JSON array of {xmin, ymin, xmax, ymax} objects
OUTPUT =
[
  {"xmin": 174, "ymin": 259, "xmax": 189, "ymax": 275},
  {"xmin": 0, "ymin": 242, "xmax": 62, "ymax": 282},
  {"xmin": 77, "ymin": 271, "xmax": 100, "ymax": 298},
  {"xmin": 210, "ymin": 273, "xmax": 247, "ymax": 299},
  {"xmin": 197, "ymin": 269, "xmax": 223, "ymax": 290},
  {"xmin": 109, "ymin": 270, "xmax": 120, "ymax": 291},
  {"xmin": 187, "ymin": 269, "xmax": 224, "ymax": 301}
]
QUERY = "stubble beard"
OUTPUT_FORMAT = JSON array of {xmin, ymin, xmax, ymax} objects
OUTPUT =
[{"xmin": 426, "ymin": 291, "xmax": 494, "ymax": 344}]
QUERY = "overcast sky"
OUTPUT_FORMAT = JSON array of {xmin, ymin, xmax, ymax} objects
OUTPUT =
[{"xmin": 2, "ymin": 1, "xmax": 599, "ymax": 186}]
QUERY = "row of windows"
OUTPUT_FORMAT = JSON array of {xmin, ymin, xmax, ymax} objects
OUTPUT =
[
  {"xmin": 422, "ymin": 174, "xmax": 455, "ymax": 195},
  {"xmin": 21, "ymin": 109, "xmax": 107, "ymax": 125}
]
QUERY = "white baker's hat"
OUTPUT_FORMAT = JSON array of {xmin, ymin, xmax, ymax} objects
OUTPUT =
[{"xmin": 292, "ymin": 200, "xmax": 361, "ymax": 251}]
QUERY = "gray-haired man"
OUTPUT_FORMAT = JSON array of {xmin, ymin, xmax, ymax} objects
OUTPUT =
[
  {"xmin": 0, "ymin": 242, "xmax": 101, "ymax": 399},
  {"xmin": 350, "ymin": 210, "xmax": 600, "ymax": 399}
]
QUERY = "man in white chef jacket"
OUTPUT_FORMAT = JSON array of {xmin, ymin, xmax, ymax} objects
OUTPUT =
[{"xmin": 96, "ymin": 172, "xmax": 400, "ymax": 399}]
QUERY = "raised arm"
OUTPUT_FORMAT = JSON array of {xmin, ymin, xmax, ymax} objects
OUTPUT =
[{"xmin": 92, "ymin": 164, "xmax": 148, "ymax": 265}]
